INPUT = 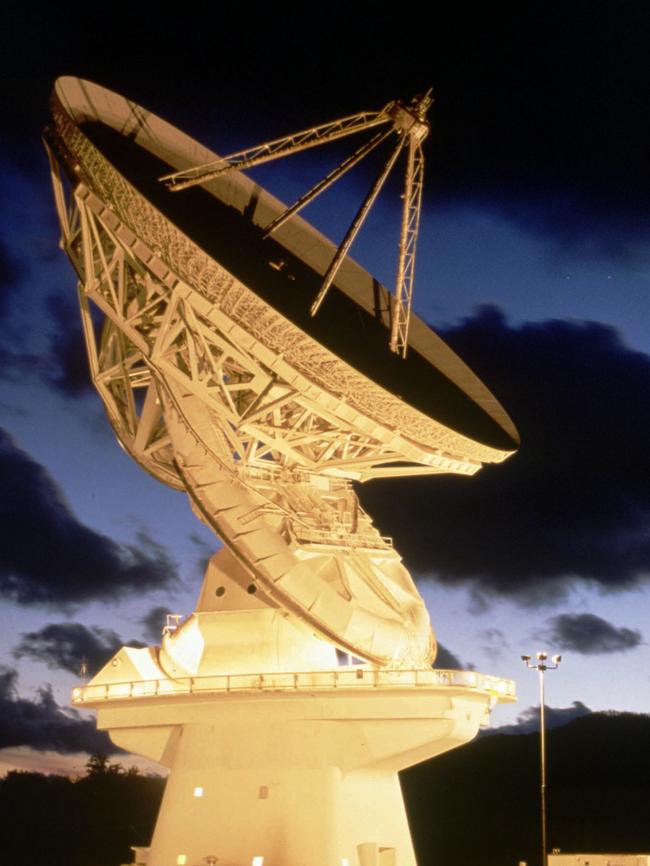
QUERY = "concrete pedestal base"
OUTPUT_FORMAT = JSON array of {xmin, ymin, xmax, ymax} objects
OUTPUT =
[
  {"xmin": 91, "ymin": 674, "xmax": 498, "ymax": 866},
  {"xmin": 78, "ymin": 563, "xmax": 514, "ymax": 866},
  {"xmin": 148, "ymin": 722, "xmax": 413, "ymax": 866}
]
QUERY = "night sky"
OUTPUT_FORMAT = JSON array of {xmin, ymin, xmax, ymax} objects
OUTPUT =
[{"xmin": 1, "ymin": 2, "xmax": 649, "ymax": 774}]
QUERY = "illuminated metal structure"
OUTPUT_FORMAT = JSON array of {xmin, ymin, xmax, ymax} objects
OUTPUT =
[
  {"xmin": 46, "ymin": 77, "xmax": 519, "ymax": 866},
  {"xmin": 162, "ymin": 90, "xmax": 433, "ymax": 356}
]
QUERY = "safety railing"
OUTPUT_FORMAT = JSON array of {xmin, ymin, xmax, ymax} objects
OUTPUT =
[{"xmin": 72, "ymin": 667, "xmax": 515, "ymax": 704}]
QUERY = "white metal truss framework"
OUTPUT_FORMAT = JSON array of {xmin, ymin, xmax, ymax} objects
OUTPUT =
[
  {"xmin": 44, "ymin": 80, "xmax": 516, "ymax": 666},
  {"xmin": 160, "ymin": 110, "xmax": 388, "ymax": 189},
  {"xmin": 47, "ymin": 89, "xmax": 511, "ymax": 470},
  {"xmin": 47, "ymin": 146, "xmax": 444, "ymax": 665},
  {"xmin": 47, "ymin": 147, "xmax": 479, "ymax": 484},
  {"xmin": 161, "ymin": 92, "xmax": 434, "ymax": 357},
  {"xmin": 45, "ymin": 91, "xmax": 521, "ymax": 866}
]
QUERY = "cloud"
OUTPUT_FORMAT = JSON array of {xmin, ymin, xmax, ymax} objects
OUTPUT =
[
  {"xmin": 545, "ymin": 613, "xmax": 643, "ymax": 655},
  {"xmin": 5, "ymin": 4, "xmax": 650, "ymax": 252},
  {"xmin": 0, "ymin": 346, "xmax": 40, "ymax": 384},
  {"xmin": 0, "ymin": 238, "xmax": 23, "ymax": 318},
  {"xmin": 188, "ymin": 531, "xmax": 214, "ymax": 576},
  {"xmin": 474, "ymin": 193, "xmax": 650, "ymax": 265},
  {"xmin": 0, "ymin": 293, "xmax": 94, "ymax": 397},
  {"xmin": 0, "ymin": 247, "xmax": 88, "ymax": 393},
  {"xmin": 491, "ymin": 700, "xmax": 592, "ymax": 735},
  {"xmin": 433, "ymin": 643, "xmax": 463, "ymax": 670},
  {"xmin": 0, "ymin": 666, "xmax": 118, "ymax": 754},
  {"xmin": 478, "ymin": 628, "xmax": 509, "ymax": 658},
  {"xmin": 425, "ymin": 9, "xmax": 650, "ymax": 257},
  {"xmin": 14, "ymin": 623, "xmax": 146, "ymax": 677},
  {"xmin": 42, "ymin": 295, "xmax": 93, "ymax": 398},
  {"xmin": 0, "ymin": 428, "xmax": 177, "ymax": 605},
  {"xmin": 140, "ymin": 606, "xmax": 171, "ymax": 643},
  {"xmin": 0, "ymin": 238, "xmax": 33, "ymax": 379},
  {"xmin": 361, "ymin": 307, "xmax": 650, "ymax": 603}
]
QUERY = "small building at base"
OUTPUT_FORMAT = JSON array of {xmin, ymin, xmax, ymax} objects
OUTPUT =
[{"xmin": 549, "ymin": 854, "xmax": 650, "ymax": 866}]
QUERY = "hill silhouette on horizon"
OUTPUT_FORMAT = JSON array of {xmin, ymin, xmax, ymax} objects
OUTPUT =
[
  {"xmin": 0, "ymin": 711, "xmax": 648, "ymax": 865},
  {"xmin": 403, "ymin": 710, "xmax": 650, "ymax": 866}
]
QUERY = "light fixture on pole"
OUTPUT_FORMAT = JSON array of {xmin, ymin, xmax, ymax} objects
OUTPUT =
[{"xmin": 521, "ymin": 652, "xmax": 562, "ymax": 866}]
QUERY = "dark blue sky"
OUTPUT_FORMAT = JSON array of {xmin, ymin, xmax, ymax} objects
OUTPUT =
[{"xmin": 1, "ymin": 3, "xmax": 649, "ymax": 773}]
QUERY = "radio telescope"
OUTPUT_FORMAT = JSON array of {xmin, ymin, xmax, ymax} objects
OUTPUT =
[{"xmin": 46, "ymin": 77, "xmax": 518, "ymax": 866}]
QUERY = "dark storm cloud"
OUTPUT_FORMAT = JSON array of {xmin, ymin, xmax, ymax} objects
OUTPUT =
[
  {"xmin": 0, "ymin": 293, "xmax": 93, "ymax": 396},
  {"xmin": 4, "ymin": 5, "xmax": 650, "ymax": 252},
  {"xmin": 0, "ymin": 239, "xmax": 30, "ymax": 376},
  {"xmin": 491, "ymin": 701, "xmax": 592, "ymax": 736},
  {"xmin": 42, "ymin": 295, "xmax": 93, "ymax": 397},
  {"xmin": 432, "ymin": 644, "xmax": 463, "ymax": 670},
  {"xmin": 546, "ymin": 613, "xmax": 643, "ymax": 655},
  {"xmin": 14, "ymin": 623, "xmax": 146, "ymax": 677},
  {"xmin": 0, "ymin": 239, "xmax": 64, "ymax": 387},
  {"xmin": 478, "ymin": 628, "xmax": 509, "ymax": 659},
  {"xmin": 140, "ymin": 606, "xmax": 170, "ymax": 643},
  {"xmin": 360, "ymin": 307, "xmax": 650, "ymax": 603},
  {"xmin": 0, "ymin": 428, "xmax": 177, "ymax": 605},
  {"xmin": 428, "ymin": 7, "xmax": 650, "ymax": 257},
  {"xmin": 0, "ymin": 666, "xmax": 118, "ymax": 753},
  {"xmin": 0, "ymin": 346, "xmax": 40, "ymax": 383},
  {"xmin": 0, "ymin": 238, "xmax": 23, "ymax": 316}
]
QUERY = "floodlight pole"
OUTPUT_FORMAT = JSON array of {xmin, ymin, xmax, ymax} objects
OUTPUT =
[{"xmin": 521, "ymin": 651, "xmax": 562, "ymax": 866}]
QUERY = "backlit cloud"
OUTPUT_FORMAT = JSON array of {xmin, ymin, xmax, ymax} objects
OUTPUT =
[
  {"xmin": 0, "ymin": 428, "xmax": 178, "ymax": 606},
  {"xmin": 361, "ymin": 308, "xmax": 650, "ymax": 603},
  {"xmin": 0, "ymin": 666, "xmax": 118, "ymax": 754},
  {"xmin": 491, "ymin": 700, "xmax": 592, "ymax": 735},
  {"xmin": 3, "ymin": 6, "xmax": 650, "ymax": 254},
  {"xmin": 546, "ymin": 613, "xmax": 643, "ymax": 655},
  {"xmin": 140, "ymin": 606, "xmax": 171, "ymax": 644},
  {"xmin": 14, "ymin": 623, "xmax": 146, "ymax": 677},
  {"xmin": 0, "ymin": 238, "xmax": 22, "ymax": 316},
  {"xmin": 432, "ymin": 643, "xmax": 463, "ymax": 670},
  {"xmin": 42, "ymin": 295, "xmax": 93, "ymax": 398}
]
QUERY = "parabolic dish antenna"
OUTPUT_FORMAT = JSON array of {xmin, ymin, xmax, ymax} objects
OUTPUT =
[{"xmin": 45, "ymin": 77, "xmax": 518, "ymax": 668}]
